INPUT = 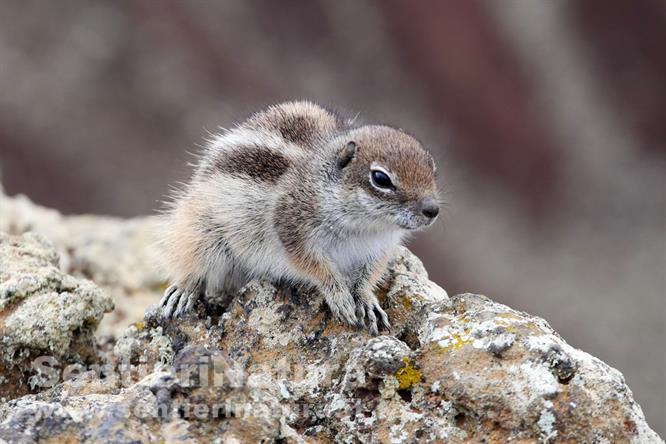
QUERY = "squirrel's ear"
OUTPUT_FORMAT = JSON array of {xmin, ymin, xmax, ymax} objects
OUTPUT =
[{"xmin": 337, "ymin": 141, "xmax": 357, "ymax": 169}]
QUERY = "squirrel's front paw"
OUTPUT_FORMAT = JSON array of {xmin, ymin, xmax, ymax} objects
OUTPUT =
[
  {"xmin": 325, "ymin": 289, "xmax": 358, "ymax": 327},
  {"xmin": 160, "ymin": 284, "xmax": 200, "ymax": 318},
  {"xmin": 355, "ymin": 292, "xmax": 391, "ymax": 336}
]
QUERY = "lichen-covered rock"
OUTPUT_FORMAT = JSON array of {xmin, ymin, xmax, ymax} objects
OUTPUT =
[
  {"xmin": 0, "ymin": 232, "xmax": 113, "ymax": 399},
  {"xmin": 0, "ymin": 188, "xmax": 162, "ymax": 337},
  {"xmin": 0, "ymin": 345, "xmax": 300, "ymax": 443},
  {"xmin": 414, "ymin": 294, "xmax": 661, "ymax": 442},
  {"xmin": 2, "ymin": 244, "xmax": 660, "ymax": 443},
  {"xmin": 0, "ymin": 190, "xmax": 661, "ymax": 442}
]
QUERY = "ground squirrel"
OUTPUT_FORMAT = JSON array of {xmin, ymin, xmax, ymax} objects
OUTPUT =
[{"xmin": 158, "ymin": 101, "xmax": 439, "ymax": 334}]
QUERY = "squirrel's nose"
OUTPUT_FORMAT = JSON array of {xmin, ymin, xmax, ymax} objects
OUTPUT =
[{"xmin": 419, "ymin": 197, "xmax": 439, "ymax": 219}]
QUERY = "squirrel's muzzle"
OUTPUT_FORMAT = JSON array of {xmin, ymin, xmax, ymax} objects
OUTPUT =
[{"xmin": 418, "ymin": 197, "xmax": 440, "ymax": 220}]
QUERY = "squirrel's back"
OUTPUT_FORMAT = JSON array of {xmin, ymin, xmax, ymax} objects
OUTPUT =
[
  {"xmin": 159, "ymin": 101, "xmax": 348, "ymax": 292},
  {"xmin": 196, "ymin": 101, "xmax": 347, "ymax": 179}
]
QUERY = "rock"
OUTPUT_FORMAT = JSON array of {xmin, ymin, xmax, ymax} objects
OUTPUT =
[
  {"xmin": 0, "ymin": 188, "xmax": 662, "ymax": 442},
  {"xmin": 0, "ymin": 188, "xmax": 163, "ymax": 337},
  {"xmin": 0, "ymin": 232, "xmax": 113, "ymax": 399},
  {"xmin": 415, "ymin": 294, "xmax": 661, "ymax": 442}
]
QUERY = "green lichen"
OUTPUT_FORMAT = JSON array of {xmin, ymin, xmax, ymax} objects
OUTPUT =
[{"xmin": 395, "ymin": 357, "xmax": 421, "ymax": 390}]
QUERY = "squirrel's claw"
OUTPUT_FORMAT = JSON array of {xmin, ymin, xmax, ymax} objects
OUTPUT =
[
  {"xmin": 375, "ymin": 303, "xmax": 391, "ymax": 332},
  {"xmin": 160, "ymin": 285, "xmax": 179, "ymax": 318},
  {"xmin": 160, "ymin": 284, "xmax": 198, "ymax": 319},
  {"xmin": 357, "ymin": 296, "xmax": 391, "ymax": 336}
]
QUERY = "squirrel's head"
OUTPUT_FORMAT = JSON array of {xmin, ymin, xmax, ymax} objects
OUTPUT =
[{"xmin": 335, "ymin": 125, "xmax": 439, "ymax": 231}]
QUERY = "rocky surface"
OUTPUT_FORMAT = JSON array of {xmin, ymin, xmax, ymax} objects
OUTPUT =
[
  {"xmin": 0, "ymin": 190, "xmax": 662, "ymax": 443},
  {"xmin": 0, "ymin": 187, "xmax": 163, "ymax": 337},
  {"xmin": 0, "ymin": 232, "xmax": 113, "ymax": 399}
]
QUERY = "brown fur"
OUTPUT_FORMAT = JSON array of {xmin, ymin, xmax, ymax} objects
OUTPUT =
[
  {"xmin": 343, "ymin": 125, "xmax": 437, "ymax": 204},
  {"xmin": 288, "ymin": 251, "xmax": 334, "ymax": 285},
  {"xmin": 367, "ymin": 253, "xmax": 391, "ymax": 288},
  {"xmin": 161, "ymin": 196, "xmax": 207, "ymax": 287},
  {"xmin": 275, "ymin": 182, "xmax": 323, "ymax": 273},
  {"xmin": 244, "ymin": 101, "xmax": 343, "ymax": 147},
  {"xmin": 206, "ymin": 146, "xmax": 290, "ymax": 182}
]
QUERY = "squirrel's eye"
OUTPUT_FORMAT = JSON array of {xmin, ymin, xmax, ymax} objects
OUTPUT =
[{"xmin": 371, "ymin": 170, "xmax": 394, "ymax": 190}]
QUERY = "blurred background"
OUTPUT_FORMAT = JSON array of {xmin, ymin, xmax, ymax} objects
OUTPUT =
[{"xmin": 0, "ymin": 0, "xmax": 664, "ymax": 434}]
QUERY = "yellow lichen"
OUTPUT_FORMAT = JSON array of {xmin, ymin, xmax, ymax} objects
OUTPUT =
[
  {"xmin": 496, "ymin": 312, "xmax": 521, "ymax": 320},
  {"xmin": 134, "ymin": 321, "xmax": 145, "ymax": 332},
  {"xmin": 401, "ymin": 293, "xmax": 425, "ymax": 310},
  {"xmin": 395, "ymin": 357, "xmax": 421, "ymax": 390},
  {"xmin": 494, "ymin": 312, "xmax": 540, "ymax": 334},
  {"xmin": 434, "ymin": 328, "xmax": 474, "ymax": 353},
  {"xmin": 445, "ymin": 333, "xmax": 473, "ymax": 351},
  {"xmin": 524, "ymin": 321, "xmax": 541, "ymax": 332}
]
